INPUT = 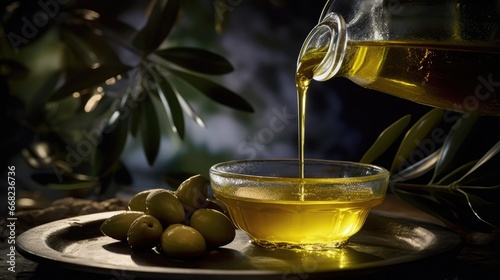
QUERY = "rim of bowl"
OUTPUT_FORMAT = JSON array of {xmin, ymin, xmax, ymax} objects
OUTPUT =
[{"xmin": 209, "ymin": 158, "xmax": 390, "ymax": 183}]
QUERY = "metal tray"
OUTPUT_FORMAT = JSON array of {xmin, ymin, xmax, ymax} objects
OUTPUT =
[{"xmin": 17, "ymin": 211, "xmax": 461, "ymax": 279}]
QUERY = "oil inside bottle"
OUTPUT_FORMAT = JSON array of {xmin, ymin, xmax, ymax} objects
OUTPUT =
[{"xmin": 340, "ymin": 41, "xmax": 500, "ymax": 115}]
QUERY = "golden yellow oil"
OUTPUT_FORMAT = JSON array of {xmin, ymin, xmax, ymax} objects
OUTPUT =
[
  {"xmin": 295, "ymin": 48, "xmax": 323, "ymax": 179},
  {"xmin": 215, "ymin": 185, "xmax": 383, "ymax": 248},
  {"xmin": 286, "ymin": 44, "xmax": 391, "ymax": 248},
  {"xmin": 340, "ymin": 41, "xmax": 500, "ymax": 115}
]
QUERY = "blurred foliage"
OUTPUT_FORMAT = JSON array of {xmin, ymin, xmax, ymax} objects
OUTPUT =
[
  {"xmin": 361, "ymin": 108, "xmax": 500, "ymax": 242},
  {"xmin": 1, "ymin": 0, "xmax": 254, "ymax": 196}
]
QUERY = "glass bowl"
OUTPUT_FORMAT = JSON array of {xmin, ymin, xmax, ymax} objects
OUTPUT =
[{"xmin": 209, "ymin": 159, "xmax": 390, "ymax": 250}]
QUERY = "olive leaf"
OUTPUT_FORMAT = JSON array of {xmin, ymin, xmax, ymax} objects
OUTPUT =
[
  {"xmin": 145, "ymin": 67, "xmax": 185, "ymax": 139},
  {"xmin": 157, "ymin": 74, "xmax": 185, "ymax": 139},
  {"xmin": 457, "ymin": 167, "xmax": 500, "ymax": 188},
  {"xmin": 447, "ymin": 145, "xmax": 500, "ymax": 187},
  {"xmin": 49, "ymin": 64, "xmax": 132, "ymax": 101},
  {"xmin": 390, "ymin": 108, "xmax": 444, "ymax": 173},
  {"xmin": 452, "ymin": 139, "xmax": 500, "ymax": 186},
  {"xmin": 391, "ymin": 149, "xmax": 440, "ymax": 183},
  {"xmin": 98, "ymin": 14, "xmax": 139, "ymax": 43},
  {"xmin": 176, "ymin": 92, "xmax": 207, "ymax": 129},
  {"xmin": 130, "ymin": 100, "xmax": 143, "ymax": 138},
  {"xmin": 456, "ymin": 189, "xmax": 500, "ymax": 229},
  {"xmin": 392, "ymin": 188, "xmax": 458, "ymax": 225},
  {"xmin": 133, "ymin": 0, "xmax": 180, "ymax": 54},
  {"xmin": 129, "ymin": 84, "xmax": 145, "ymax": 137},
  {"xmin": 436, "ymin": 160, "xmax": 477, "ymax": 185},
  {"xmin": 170, "ymin": 69, "xmax": 254, "ymax": 112},
  {"xmin": 360, "ymin": 114, "xmax": 411, "ymax": 164},
  {"xmin": 431, "ymin": 114, "xmax": 479, "ymax": 183},
  {"xmin": 60, "ymin": 29, "xmax": 100, "ymax": 69},
  {"xmin": 93, "ymin": 109, "xmax": 131, "ymax": 176},
  {"xmin": 433, "ymin": 190, "xmax": 498, "ymax": 230},
  {"xmin": 140, "ymin": 93, "xmax": 161, "ymax": 166},
  {"xmin": 155, "ymin": 47, "xmax": 234, "ymax": 75},
  {"xmin": 60, "ymin": 25, "xmax": 122, "ymax": 66}
]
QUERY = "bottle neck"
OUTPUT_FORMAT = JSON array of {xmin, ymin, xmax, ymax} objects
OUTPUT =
[{"xmin": 298, "ymin": 12, "xmax": 347, "ymax": 81}]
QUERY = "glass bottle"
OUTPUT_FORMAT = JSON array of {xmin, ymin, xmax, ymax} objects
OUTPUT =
[{"xmin": 298, "ymin": 0, "xmax": 500, "ymax": 115}]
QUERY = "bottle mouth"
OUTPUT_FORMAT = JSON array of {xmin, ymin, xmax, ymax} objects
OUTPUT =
[{"xmin": 297, "ymin": 13, "xmax": 347, "ymax": 81}]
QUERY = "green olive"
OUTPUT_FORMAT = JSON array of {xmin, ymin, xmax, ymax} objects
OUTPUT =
[
  {"xmin": 128, "ymin": 189, "xmax": 164, "ymax": 212},
  {"xmin": 146, "ymin": 189, "xmax": 185, "ymax": 225},
  {"xmin": 127, "ymin": 214, "xmax": 163, "ymax": 251},
  {"xmin": 160, "ymin": 224, "xmax": 206, "ymax": 259},
  {"xmin": 175, "ymin": 174, "xmax": 208, "ymax": 212},
  {"xmin": 100, "ymin": 211, "xmax": 144, "ymax": 241},
  {"xmin": 190, "ymin": 208, "xmax": 235, "ymax": 248}
]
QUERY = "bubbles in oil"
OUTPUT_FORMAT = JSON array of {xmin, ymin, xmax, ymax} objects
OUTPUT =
[{"xmin": 232, "ymin": 184, "xmax": 376, "ymax": 202}]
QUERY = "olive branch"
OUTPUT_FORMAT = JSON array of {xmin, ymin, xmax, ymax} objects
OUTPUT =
[
  {"xmin": 361, "ymin": 108, "xmax": 500, "ymax": 236},
  {"xmin": 1, "ymin": 0, "xmax": 253, "ymax": 195}
]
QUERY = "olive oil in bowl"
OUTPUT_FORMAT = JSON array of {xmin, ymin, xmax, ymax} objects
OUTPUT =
[{"xmin": 210, "ymin": 159, "xmax": 389, "ymax": 250}]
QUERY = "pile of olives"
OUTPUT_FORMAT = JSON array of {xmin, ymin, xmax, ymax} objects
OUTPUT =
[{"xmin": 100, "ymin": 174, "xmax": 235, "ymax": 260}]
